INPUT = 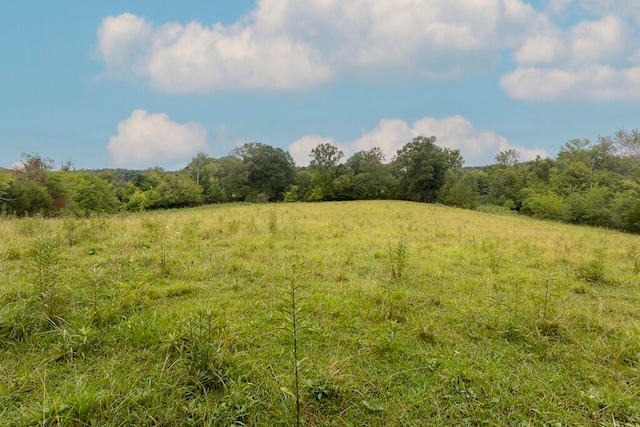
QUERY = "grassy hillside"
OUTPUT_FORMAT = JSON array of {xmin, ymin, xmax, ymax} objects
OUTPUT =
[{"xmin": 1, "ymin": 201, "xmax": 639, "ymax": 426}]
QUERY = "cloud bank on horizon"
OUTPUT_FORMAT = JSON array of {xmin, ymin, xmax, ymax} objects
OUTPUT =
[
  {"xmin": 95, "ymin": 0, "xmax": 640, "ymax": 168},
  {"xmin": 289, "ymin": 115, "xmax": 548, "ymax": 167}
]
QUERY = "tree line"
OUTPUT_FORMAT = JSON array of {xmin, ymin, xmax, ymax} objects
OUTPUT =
[{"xmin": 1, "ymin": 129, "xmax": 640, "ymax": 233}]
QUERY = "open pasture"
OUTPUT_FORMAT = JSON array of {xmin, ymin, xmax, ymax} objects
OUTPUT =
[{"xmin": 1, "ymin": 201, "xmax": 639, "ymax": 426}]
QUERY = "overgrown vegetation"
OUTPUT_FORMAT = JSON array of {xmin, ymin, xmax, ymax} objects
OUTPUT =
[
  {"xmin": 4, "ymin": 129, "xmax": 640, "ymax": 235},
  {"xmin": 1, "ymin": 201, "xmax": 639, "ymax": 425}
]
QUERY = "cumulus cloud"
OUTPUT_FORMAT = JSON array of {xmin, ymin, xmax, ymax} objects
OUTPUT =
[
  {"xmin": 503, "ymin": 14, "xmax": 640, "ymax": 100},
  {"xmin": 579, "ymin": 1, "xmax": 640, "ymax": 23},
  {"xmin": 95, "ymin": 1, "xmax": 545, "ymax": 93},
  {"xmin": 289, "ymin": 135, "xmax": 342, "ymax": 167},
  {"xmin": 95, "ymin": 2, "xmax": 640, "ymax": 101},
  {"xmin": 545, "ymin": 0, "xmax": 573, "ymax": 15},
  {"xmin": 289, "ymin": 115, "xmax": 548, "ymax": 167},
  {"xmin": 97, "ymin": 13, "xmax": 331, "ymax": 92},
  {"xmin": 97, "ymin": 13, "xmax": 153, "ymax": 77},
  {"xmin": 107, "ymin": 110, "xmax": 208, "ymax": 168}
]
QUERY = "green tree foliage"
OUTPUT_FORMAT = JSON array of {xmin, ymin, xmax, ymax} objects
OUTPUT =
[
  {"xmin": 124, "ymin": 170, "xmax": 201, "ymax": 210},
  {"xmin": 284, "ymin": 169, "xmax": 313, "ymax": 202},
  {"xmin": 156, "ymin": 173, "xmax": 202, "ymax": 208},
  {"xmin": 216, "ymin": 156, "xmax": 249, "ymax": 202},
  {"xmin": 0, "ymin": 171, "xmax": 10, "ymax": 203},
  {"xmin": 233, "ymin": 143, "xmax": 295, "ymax": 201},
  {"xmin": 8, "ymin": 180, "xmax": 54, "ymax": 216},
  {"xmin": 7, "ymin": 153, "xmax": 59, "ymax": 215},
  {"xmin": 521, "ymin": 192, "xmax": 570, "ymax": 221},
  {"xmin": 72, "ymin": 174, "xmax": 121, "ymax": 215},
  {"xmin": 12, "ymin": 153, "xmax": 54, "ymax": 185},
  {"xmin": 186, "ymin": 153, "xmax": 225, "ymax": 203},
  {"xmin": 442, "ymin": 170, "xmax": 479, "ymax": 209},
  {"xmin": 7, "ymin": 128, "xmax": 640, "ymax": 234},
  {"xmin": 392, "ymin": 136, "xmax": 463, "ymax": 203},
  {"xmin": 347, "ymin": 147, "xmax": 390, "ymax": 199},
  {"xmin": 487, "ymin": 165, "xmax": 526, "ymax": 210},
  {"xmin": 308, "ymin": 143, "xmax": 345, "ymax": 201},
  {"xmin": 495, "ymin": 149, "xmax": 520, "ymax": 168}
]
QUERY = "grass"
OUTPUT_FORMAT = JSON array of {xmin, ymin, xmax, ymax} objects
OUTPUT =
[{"xmin": 1, "ymin": 200, "xmax": 639, "ymax": 425}]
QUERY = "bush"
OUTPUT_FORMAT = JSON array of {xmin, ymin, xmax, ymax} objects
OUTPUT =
[{"xmin": 521, "ymin": 192, "xmax": 570, "ymax": 221}]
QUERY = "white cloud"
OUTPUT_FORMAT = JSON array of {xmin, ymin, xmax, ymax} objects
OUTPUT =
[
  {"xmin": 97, "ymin": 13, "xmax": 153, "ymax": 77},
  {"xmin": 289, "ymin": 135, "xmax": 339, "ymax": 167},
  {"xmin": 96, "ymin": 3, "xmax": 640, "ymax": 102},
  {"xmin": 290, "ymin": 115, "xmax": 548, "ymax": 167},
  {"xmin": 570, "ymin": 15, "xmax": 629, "ymax": 64},
  {"xmin": 96, "ymin": 1, "xmax": 546, "ymax": 92},
  {"xmin": 579, "ymin": 1, "xmax": 640, "ymax": 23},
  {"xmin": 504, "ymin": 14, "xmax": 640, "ymax": 100},
  {"xmin": 107, "ymin": 110, "xmax": 208, "ymax": 169},
  {"xmin": 502, "ymin": 65, "xmax": 640, "ymax": 101},
  {"xmin": 545, "ymin": 0, "xmax": 573, "ymax": 15}
]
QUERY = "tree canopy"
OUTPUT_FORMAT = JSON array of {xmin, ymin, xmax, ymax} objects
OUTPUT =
[{"xmin": 5, "ymin": 128, "xmax": 640, "ymax": 235}]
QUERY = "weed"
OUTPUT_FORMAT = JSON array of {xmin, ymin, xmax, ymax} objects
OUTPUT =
[
  {"xmin": 541, "ymin": 268, "xmax": 553, "ymax": 323},
  {"xmin": 269, "ymin": 208, "xmax": 278, "ymax": 235},
  {"xmin": 278, "ymin": 262, "xmax": 306, "ymax": 427},
  {"xmin": 141, "ymin": 217, "xmax": 165, "ymax": 243},
  {"xmin": 16, "ymin": 216, "xmax": 44, "ymax": 237},
  {"xmin": 628, "ymin": 245, "xmax": 640, "ymax": 275},
  {"xmin": 577, "ymin": 250, "xmax": 607, "ymax": 285},
  {"xmin": 511, "ymin": 274, "xmax": 525, "ymax": 321},
  {"xmin": 387, "ymin": 238, "xmax": 408, "ymax": 281},
  {"xmin": 2, "ymin": 201, "xmax": 640, "ymax": 425},
  {"xmin": 28, "ymin": 236, "xmax": 64, "ymax": 325},
  {"xmin": 304, "ymin": 377, "xmax": 338, "ymax": 401},
  {"xmin": 375, "ymin": 320, "xmax": 401, "ymax": 354},
  {"xmin": 160, "ymin": 244, "xmax": 168, "ymax": 277},
  {"xmin": 2, "ymin": 245, "xmax": 21, "ymax": 261},
  {"xmin": 52, "ymin": 325, "xmax": 94, "ymax": 361},
  {"xmin": 61, "ymin": 216, "xmax": 79, "ymax": 246},
  {"xmin": 384, "ymin": 238, "xmax": 408, "ymax": 319},
  {"xmin": 227, "ymin": 219, "xmax": 240, "ymax": 234},
  {"xmin": 169, "ymin": 310, "xmax": 230, "ymax": 396},
  {"xmin": 415, "ymin": 324, "xmax": 437, "ymax": 344}
]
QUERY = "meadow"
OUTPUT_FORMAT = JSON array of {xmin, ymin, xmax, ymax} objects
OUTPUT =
[{"xmin": 1, "ymin": 200, "xmax": 639, "ymax": 426}]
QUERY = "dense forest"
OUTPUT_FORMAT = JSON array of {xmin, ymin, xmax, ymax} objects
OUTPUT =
[{"xmin": 2, "ymin": 129, "xmax": 640, "ymax": 233}]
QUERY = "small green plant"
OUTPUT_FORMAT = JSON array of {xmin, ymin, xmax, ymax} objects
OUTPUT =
[
  {"xmin": 577, "ymin": 250, "xmax": 606, "ymax": 285},
  {"xmin": 540, "ymin": 268, "xmax": 553, "ymax": 323},
  {"xmin": 53, "ymin": 325, "xmax": 94, "ymax": 361},
  {"xmin": 415, "ymin": 324, "xmax": 437, "ymax": 344},
  {"xmin": 278, "ymin": 262, "xmax": 306, "ymax": 427},
  {"xmin": 160, "ymin": 244, "xmax": 168, "ymax": 277},
  {"xmin": 17, "ymin": 216, "xmax": 44, "ymax": 237},
  {"xmin": 628, "ymin": 246, "xmax": 640, "ymax": 275},
  {"xmin": 169, "ymin": 310, "xmax": 230, "ymax": 395},
  {"xmin": 387, "ymin": 238, "xmax": 407, "ymax": 281},
  {"xmin": 384, "ymin": 238, "xmax": 408, "ymax": 320},
  {"xmin": 303, "ymin": 377, "xmax": 338, "ymax": 401},
  {"xmin": 269, "ymin": 208, "xmax": 278, "ymax": 235},
  {"xmin": 375, "ymin": 320, "xmax": 401, "ymax": 354},
  {"xmin": 227, "ymin": 219, "xmax": 240, "ymax": 234},
  {"xmin": 28, "ymin": 236, "xmax": 64, "ymax": 325},
  {"xmin": 141, "ymin": 217, "xmax": 165, "ymax": 243},
  {"xmin": 61, "ymin": 216, "xmax": 79, "ymax": 246},
  {"xmin": 511, "ymin": 274, "xmax": 525, "ymax": 322},
  {"xmin": 2, "ymin": 244, "xmax": 21, "ymax": 261}
]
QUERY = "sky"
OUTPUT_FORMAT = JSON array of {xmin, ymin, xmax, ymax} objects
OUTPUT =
[{"xmin": 1, "ymin": 0, "xmax": 640, "ymax": 170}]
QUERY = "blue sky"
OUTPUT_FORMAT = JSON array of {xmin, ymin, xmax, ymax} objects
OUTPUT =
[{"xmin": 1, "ymin": 0, "xmax": 640, "ymax": 170}]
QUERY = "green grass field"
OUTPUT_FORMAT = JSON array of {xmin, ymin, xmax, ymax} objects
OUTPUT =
[{"xmin": 1, "ymin": 201, "xmax": 640, "ymax": 426}]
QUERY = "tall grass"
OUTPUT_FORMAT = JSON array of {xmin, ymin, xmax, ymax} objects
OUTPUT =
[{"xmin": 1, "ymin": 201, "xmax": 640, "ymax": 425}]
